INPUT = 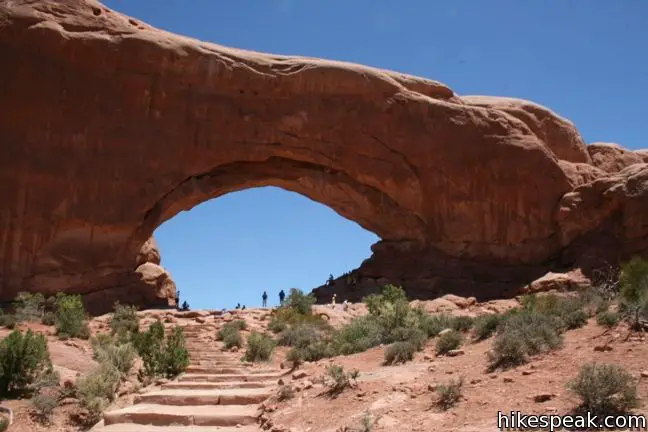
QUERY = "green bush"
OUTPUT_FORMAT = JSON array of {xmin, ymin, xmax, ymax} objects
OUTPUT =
[
  {"xmin": 331, "ymin": 315, "xmax": 384, "ymax": 355},
  {"xmin": 436, "ymin": 377, "xmax": 464, "ymax": 410},
  {"xmin": 285, "ymin": 288, "xmax": 317, "ymax": 315},
  {"xmin": 364, "ymin": 284, "xmax": 408, "ymax": 316},
  {"xmin": 244, "ymin": 332, "xmax": 276, "ymax": 362},
  {"xmin": 324, "ymin": 364, "xmax": 359, "ymax": 396},
  {"xmin": 77, "ymin": 362, "xmax": 121, "ymax": 424},
  {"xmin": 384, "ymin": 341, "xmax": 416, "ymax": 365},
  {"xmin": 472, "ymin": 314, "xmax": 502, "ymax": 341},
  {"xmin": 161, "ymin": 327, "xmax": 190, "ymax": 378},
  {"xmin": 450, "ymin": 316, "xmax": 474, "ymax": 332},
  {"xmin": 488, "ymin": 311, "xmax": 562, "ymax": 370},
  {"xmin": 568, "ymin": 363, "xmax": 638, "ymax": 415},
  {"xmin": 217, "ymin": 321, "xmax": 246, "ymax": 348},
  {"xmin": 0, "ymin": 418, "xmax": 8, "ymax": 431},
  {"xmin": 436, "ymin": 330, "xmax": 463, "ymax": 355},
  {"xmin": 54, "ymin": 293, "xmax": 89, "ymax": 339},
  {"xmin": 285, "ymin": 348, "xmax": 303, "ymax": 367},
  {"xmin": 14, "ymin": 292, "xmax": 45, "ymax": 323},
  {"xmin": 223, "ymin": 330, "xmax": 243, "ymax": 349},
  {"xmin": 596, "ymin": 310, "xmax": 619, "ymax": 328},
  {"xmin": 110, "ymin": 302, "xmax": 140, "ymax": 336},
  {"xmin": 41, "ymin": 311, "xmax": 56, "ymax": 326},
  {"xmin": 31, "ymin": 392, "xmax": 59, "ymax": 423},
  {"xmin": 133, "ymin": 320, "xmax": 189, "ymax": 379},
  {"xmin": 618, "ymin": 257, "xmax": 648, "ymax": 329},
  {"xmin": 0, "ymin": 329, "xmax": 52, "ymax": 396},
  {"xmin": 268, "ymin": 317, "xmax": 288, "ymax": 333},
  {"xmin": 521, "ymin": 293, "xmax": 588, "ymax": 330},
  {"xmin": 419, "ymin": 313, "xmax": 454, "ymax": 337},
  {"xmin": 91, "ymin": 335, "xmax": 137, "ymax": 376},
  {"xmin": 0, "ymin": 311, "xmax": 16, "ymax": 329},
  {"xmin": 278, "ymin": 324, "xmax": 323, "ymax": 348}
]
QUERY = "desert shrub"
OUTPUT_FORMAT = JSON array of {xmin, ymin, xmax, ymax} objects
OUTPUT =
[
  {"xmin": 222, "ymin": 330, "xmax": 243, "ymax": 349},
  {"xmin": 285, "ymin": 288, "xmax": 316, "ymax": 316},
  {"xmin": 41, "ymin": 311, "xmax": 56, "ymax": 326},
  {"xmin": 436, "ymin": 377, "xmax": 464, "ymax": 410},
  {"xmin": 54, "ymin": 293, "xmax": 89, "ymax": 339},
  {"xmin": 596, "ymin": 310, "xmax": 619, "ymax": 328},
  {"xmin": 285, "ymin": 348, "xmax": 303, "ymax": 367},
  {"xmin": 521, "ymin": 293, "xmax": 588, "ymax": 330},
  {"xmin": 331, "ymin": 315, "xmax": 384, "ymax": 355},
  {"xmin": 161, "ymin": 327, "xmax": 190, "ymax": 378},
  {"xmin": 277, "ymin": 384, "xmax": 295, "ymax": 401},
  {"xmin": 231, "ymin": 319, "xmax": 247, "ymax": 330},
  {"xmin": 91, "ymin": 335, "xmax": 137, "ymax": 376},
  {"xmin": 357, "ymin": 410, "xmax": 377, "ymax": 432},
  {"xmin": 0, "ymin": 311, "xmax": 16, "ymax": 329},
  {"xmin": 31, "ymin": 392, "xmax": 59, "ymax": 423},
  {"xmin": 331, "ymin": 285, "xmax": 434, "ymax": 357},
  {"xmin": 450, "ymin": 316, "xmax": 474, "ymax": 332},
  {"xmin": 217, "ymin": 321, "xmax": 246, "ymax": 349},
  {"xmin": 14, "ymin": 292, "xmax": 45, "ymax": 323},
  {"xmin": 110, "ymin": 302, "xmax": 140, "ymax": 336},
  {"xmin": 488, "ymin": 311, "xmax": 562, "ymax": 370},
  {"xmin": 384, "ymin": 340, "xmax": 416, "ymax": 365},
  {"xmin": 325, "ymin": 364, "xmax": 359, "ymax": 396},
  {"xmin": 419, "ymin": 313, "xmax": 454, "ymax": 337},
  {"xmin": 436, "ymin": 330, "xmax": 463, "ymax": 355},
  {"xmin": 568, "ymin": 363, "xmax": 638, "ymax": 415},
  {"xmin": 618, "ymin": 256, "xmax": 648, "ymax": 329},
  {"xmin": 268, "ymin": 317, "xmax": 288, "ymax": 333},
  {"xmin": 0, "ymin": 418, "xmax": 8, "ymax": 431},
  {"xmin": 0, "ymin": 329, "xmax": 52, "ymax": 396},
  {"xmin": 278, "ymin": 324, "xmax": 323, "ymax": 348},
  {"xmin": 133, "ymin": 320, "xmax": 189, "ymax": 379},
  {"xmin": 472, "ymin": 314, "xmax": 502, "ymax": 341},
  {"xmin": 364, "ymin": 284, "xmax": 408, "ymax": 316},
  {"xmin": 244, "ymin": 332, "xmax": 276, "ymax": 362},
  {"xmin": 76, "ymin": 362, "xmax": 121, "ymax": 424}
]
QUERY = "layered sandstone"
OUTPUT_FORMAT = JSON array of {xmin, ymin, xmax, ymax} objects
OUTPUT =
[{"xmin": 0, "ymin": 0, "xmax": 646, "ymax": 312}]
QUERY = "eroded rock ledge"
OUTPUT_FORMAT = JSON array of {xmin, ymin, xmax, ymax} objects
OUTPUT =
[{"xmin": 0, "ymin": 0, "xmax": 646, "ymax": 313}]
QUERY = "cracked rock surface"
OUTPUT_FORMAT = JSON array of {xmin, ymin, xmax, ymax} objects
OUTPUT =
[{"xmin": 0, "ymin": 0, "xmax": 647, "ymax": 313}]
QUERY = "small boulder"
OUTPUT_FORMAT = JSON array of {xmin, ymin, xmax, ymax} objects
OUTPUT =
[{"xmin": 446, "ymin": 349, "xmax": 465, "ymax": 357}]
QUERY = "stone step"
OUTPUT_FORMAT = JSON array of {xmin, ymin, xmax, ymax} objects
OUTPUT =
[
  {"xmin": 185, "ymin": 366, "xmax": 278, "ymax": 375},
  {"xmin": 134, "ymin": 388, "xmax": 273, "ymax": 406},
  {"xmin": 95, "ymin": 424, "xmax": 259, "ymax": 432},
  {"xmin": 103, "ymin": 404, "xmax": 259, "ymax": 427},
  {"xmin": 162, "ymin": 381, "xmax": 273, "ymax": 390},
  {"xmin": 179, "ymin": 373, "xmax": 283, "ymax": 383}
]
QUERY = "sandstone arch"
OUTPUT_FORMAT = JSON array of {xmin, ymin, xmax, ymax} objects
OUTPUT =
[{"xmin": 1, "ymin": 0, "xmax": 647, "ymax": 313}]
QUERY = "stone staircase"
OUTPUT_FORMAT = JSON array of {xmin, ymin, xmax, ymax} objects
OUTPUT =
[{"xmin": 96, "ymin": 324, "xmax": 283, "ymax": 431}]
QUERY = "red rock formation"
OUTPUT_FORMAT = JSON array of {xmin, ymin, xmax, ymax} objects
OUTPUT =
[{"xmin": 0, "ymin": 0, "xmax": 646, "ymax": 312}]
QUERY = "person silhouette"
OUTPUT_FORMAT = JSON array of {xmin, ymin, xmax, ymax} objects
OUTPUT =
[
  {"xmin": 278, "ymin": 289, "xmax": 286, "ymax": 306},
  {"xmin": 242, "ymin": 305, "xmax": 246, "ymax": 310},
  {"xmin": 235, "ymin": 303, "xmax": 241, "ymax": 310},
  {"xmin": 262, "ymin": 291, "xmax": 268, "ymax": 308}
]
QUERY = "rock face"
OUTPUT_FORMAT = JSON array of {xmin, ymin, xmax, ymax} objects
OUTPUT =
[{"xmin": 0, "ymin": 0, "xmax": 646, "ymax": 312}]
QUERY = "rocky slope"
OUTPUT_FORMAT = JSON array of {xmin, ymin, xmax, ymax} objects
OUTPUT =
[{"xmin": 0, "ymin": 0, "xmax": 646, "ymax": 312}]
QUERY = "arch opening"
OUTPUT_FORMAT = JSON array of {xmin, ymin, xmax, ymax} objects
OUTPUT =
[{"xmin": 153, "ymin": 186, "xmax": 379, "ymax": 310}]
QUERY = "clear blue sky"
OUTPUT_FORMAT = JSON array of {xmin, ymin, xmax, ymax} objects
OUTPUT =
[{"xmin": 104, "ymin": 0, "xmax": 647, "ymax": 310}]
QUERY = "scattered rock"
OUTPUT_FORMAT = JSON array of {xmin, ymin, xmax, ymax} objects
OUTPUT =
[
  {"xmin": 522, "ymin": 370, "xmax": 533, "ymax": 376},
  {"xmin": 447, "ymin": 349, "xmax": 465, "ymax": 357},
  {"xmin": 594, "ymin": 345, "xmax": 613, "ymax": 352},
  {"xmin": 438, "ymin": 328, "xmax": 453, "ymax": 336},
  {"xmin": 503, "ymin": 377, "xmax": 514, "ymax": 383},
  {"xmin": 640, "ymin": 371, "xmax": 648, "ymax": 378},
  {"xmin": 532, "ymin": 393, "xmax": 555, "ymax": 403},
  {"xmin": 292, "ymin": 370, "xmax": 309, "ymax": 380}
]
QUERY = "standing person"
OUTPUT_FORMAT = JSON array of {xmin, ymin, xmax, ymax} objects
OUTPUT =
[
  {"xmin": 279, "ymin": 289, "xmax": 286, "ymax": 306},
  {"xmin": 262, "ymin": 291, "xmax": 268, "ymax": 308}
]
